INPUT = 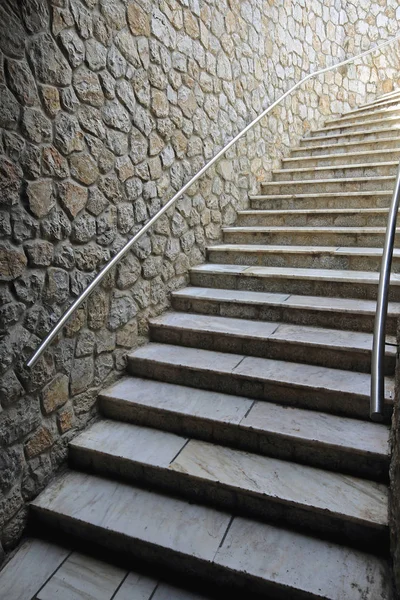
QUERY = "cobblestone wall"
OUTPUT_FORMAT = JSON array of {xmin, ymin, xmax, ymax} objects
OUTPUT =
[{"xmin": 0, "ymin": 0, "xmax": 399, "ymax": 558}]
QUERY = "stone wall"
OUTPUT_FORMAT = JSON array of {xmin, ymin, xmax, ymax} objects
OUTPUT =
[{"xmin": 0, "ymin": 0, "xmax": 399, "ymax": 559}]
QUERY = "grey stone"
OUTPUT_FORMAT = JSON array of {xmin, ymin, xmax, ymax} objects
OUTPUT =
[
  {"xmin": 54, "ymin": 113, "xmax": 85, "ymax": 155},
  {"xmin": 96, "ymin": 328, "xmax": 116, "ymax": 354},
  {"xmin": 116, "ymin": 80, "xmax": 136, "ymax": 114},
  {"xmin": 107, "ymin": 46, "xmax": 127, "ymax": 79},
  {"xmin": 130, "ymin": 128, "xmax": 148, "ymax": 165},
  {"xmin": 0, "ymin": 85, "xmax": 20, "ymax": 130},
  {"xmin": 41, "ymin": 209, "xmax": 72, "ymax": 241},
  {"xmin": 98, "ymin": 147, "xmax": 115, "ymax": 173},
  {"xmin": 78, "ymin": 105, "xmax": 106, "ymax": 139},
  {"xmin": 98, "ymin": 173, "xmax": 121, "ymax": 202},
  {"xmin": 3, "ymin": 131, "xmax": 24, "ymax": 163},
  {"xmin": 93, "ymin": 13, "xmax": 112, "ymax": 46},
  {"xmin": 21, "ymin": 0, "xmax": 50, "ymax": 33},
  {"xmin": 99, "ymin": 70, "xmax": 116, "ymax": 100},
  {"xmin": 59, "ymin": 29, "xmax": 85, "ymax": 68},
  {"xmin": 151, "ymin": 8, "xmax": 176, "ymax": 49},
  {"xmin": 0, "ymin": 5, "xmax": 26, "ymax": 59},
  {"xmin": 125, "ymin": 177, "xmax": 143, "ymax": 201},
  {"xmin": 73, "ymin": 67, "xmax": 104, "ymax": 107},
  {"xmin": 133, "ymin": 105, "xmax": 154, "ymax": 136},
  {"xmin": 60, "ymin": 86, "xmax": 80, "ymax": 113},
  {"xmin": 45, "ymin": 267, "xmax": 69, "ymax": 304},
  {"xmin": 40, "ymin": 85, "xmax": 61, "ymax": 118},
  {"xmin": 88, "ymin": 288, "xmax": 109, "ymax": 330},
  {"xmin": 27, "ymin": 180, "xmax": 55, "ymax": 219},
  {"xmin": 24, "ymin": 241, "xmax": 53, "ymax": 267},
  {"xmin": 117, "ymin": 253, "xmax": 141, "ymax": 289},
  {"xmin": 0, "ymin": 369, "xmax": 24, "ymax": 408},
  {"xmin": 109, "ymin": 293, "xmax": 137, "ymax": 330},
  {"xmin": 28, "ymin": 33, "xmax": 72, "ymax": 86},
  {"xmin": 97, "ymin": 206, "xmax": 117, "ymax": 246},
  {"xmin": 21, "ymin": 108, "xmax": 52, "ymax": 144},
  {"xmin": 20, "ymin": 143, "xmax": 41, "ymax": 179},
  {"xmin": 0, "ymin": 159, "xmax": 22, "ymax": 207},
  {"xmin": 117, "ymin": 203, "xmax": 135, "ymax": 234},
  {"xmin": 0, "ymin": 302, "xmax": 24, "ymax": 334},
  {"xmin": 70, "ymin": 153, "xmax": 99, "ymax": 185},
  {"xmin": 106, "ymin": 129, "xmax": 129, "ymax": 156},
  {"xmin": 115, "ymin": 30, "xmax": 140, "ymax": 67},
  {"xmin": 76, "ymin": 330, "xmax": 96, "ymax": 357},
  {"xmin": 87, "ymin": 188, "xmax": 109, "ymax": 216},
  {"xmin": 42, "ymin": 146, "xmax": 70, "ymax": 178},
  {"xmin": 85, "ymin": 39, "xmax": 107, "ymax": 71},
  {"xmin": 6, "ymin": 60, "xmax": 38, "ymax": 107},
  {"xmin": 142, "ymin": 256, "xmax": 163, "ymax": 279},
  {"xmin": 70, "ymin": 356, "xmax": 94, "ymax": 395},
  {"xmin": 52, "ymin": 6, "xmax": 74, "ymax": 36},
  {"xmin": 71, "ymin": 213, "xmax": 96, "ymax": 243},
  {"xmin": 11, "ymin": 206, "xmax": 39, "ymax": 244},
  {"xmin": 74, "ymin": 242, "xmax": 109, "ymax": 271},
  {"xmin": 99, "ymin": 0, "xmax": 126, "ymax": 30},
  {"xmin": 70, "ymin": 0, "xmax": 93, "ymax": 39},
  {"xmin": 102, "ymin": 100, "xmax": 131, "ymax": 132},
  {"xmin": 131, "ymin": 69, "xmax": 150, "ymax": 107},
  {"xmin": 94, "ymin": 352, "xmax": 114, "ymax": 384},
  {"xmin": 53, "ymin": 243, "xmax": 75, "ymax": 270}
]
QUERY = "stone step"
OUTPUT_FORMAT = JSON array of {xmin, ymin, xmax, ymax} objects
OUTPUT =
[
  {"xmin": 236, "ymin": 208, "xmax": 390, "ymax": 227},
  {"xmin": 326, "ymin": 105, "xmax": 400, "ymax": 127},
  {"xmin": 292, "ymin": 137, "xmax": 400, "ymax": 157},
  {"xmin": 171, "ymin": 287, "xmax": 400, "ymax": 335},
  {"xmin": 70, "ymin": 420, "xmax": 389, "ymax": 549},
  {"xmin": 148, "ymin": 312, "xmax": 396, "ymax": 374},
  {"xmin": 283, "ymin": 148, "xmax": 400, "ymax": 169},
  {"xmin": 260, "ymin": 175, "xmax": 396, "ymax": 195},
  {"xmin": 271, "ymin": 162, "xmax": 398, "ymax": 182},
  {"xmin": 127, "ymin": 343, "xmax": 394, "ymax": 420},
  {"xmin": 309, "ymin": 115, "xmax": 400, "ymax": 137},
  {"xmin": 30, "ymin": 470, "xmax": 393, "ymax": 600},
  {"xmin": 364, "ymin": 89, "xmax": 400, "ymax": 106},
  {"xmin": 206, "ymin": 244, "xmax": 400, "ymax": 273},
  {"xmin": 300, "ymin": 126, "xmax": 400, "ymax": 147},
  {"xmin": 99, "ymin": 377, "xmax": 391, "ymax": 480},
  {"xmin": 250, "ymin": 191, "xmax": 392, "ymax": 210},
  {"xmin": 222, "ymin": 225, "xmax": 400, "ymax": 248},
  {"xmin": 189, "ymin": 263, "xmax": 400, "ymax": 302}
]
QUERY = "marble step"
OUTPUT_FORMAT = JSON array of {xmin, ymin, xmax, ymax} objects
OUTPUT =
[
  {"xmin": 250, "ymin": 191, "xmax": 392, "ymax": 210},
  {"xmin": 70, "ymin": 420, "xmax": 389, "ymax": 549},
  {"xmin": 308, "ymin": 115, "xmax": 400, "ymax": 137},
  {"xmin": 206, "ymin": 244, "xmax": 400, "ymax": 273},
  {"xmin": 171, "ymin": 287, "xmax": 400, "ymax": 335},
  {"xmin": 236, "ymin": 208, "xmax": 390, "ymax": 227},
  {"xmin": 30, "ymin": 470, "xmax": 393, "ymax": 600},
  {"xmin": 189, "ymin": 263, "xmax": 400, "ymax": 302},
  {"xmin": 326, "ymin": 105, "xmax": 400, "ymax": 127},
  {"xmin": 282, "ymin": 148, "xmax": 400, "ymax": 169},
  {"xmin": 299, "ymin": 126, "xmax": 400, "ymax": 147},
  {"xmin": 260, "ymin": 175, "xmax": 396, "ymax": 195},
  {"xmin": 222, "ymin": 225, "xmax": 400, "ymax": 247},
  {"xmin": 100, "ymin": 377, "xmax": 391, "ymax": 480},
  {"xmin": 292, "ymin": 137, "xmax": 400, "ymax": 158},
  {"xmin": 363, "ymin": 89, "xmax": 400, "ymax": 106},
  {"xmin": 148, "ymin": 312, "xmax": 395, "ymax": 374},
  {"xmin": 127, "ymin": 343, "xmax": 395, "ymax": 420},
  {"xmin": 271, "ymin": 162, "xmax": 398, "ymax": 182}
]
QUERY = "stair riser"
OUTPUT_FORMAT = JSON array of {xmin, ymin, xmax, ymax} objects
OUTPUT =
[
  {"xmin": 171, "ymin": 294, "xmax": 398, "ymax": 336},
  {"xmin": 300, "ymin": 127, "xmax": 400, "ymax": 147},
  {"xmin": 100, "ymin": 395, "xmax": 389, "ymax": 481},
  {"xmin": 250, "ymin": 195, "xmax": 391, "ymax": 210},
  {"xmin": 190, "ymin": 271, "xmax": 400, "ymax": 302},
  {"xmin": 309, "ymin": 118, "xmax": 400, "ymax": 137},
  {"xmin": 149, "ymin": 323, "xmax": 394, "ymax": 374},
  {"xmin": 272, "ymin": 164, "xmax": 397, "ymax": 182},
  {"xmin": 236, "ymin": 213, "xmax": 388, "ymax": 227},
  {"xmin": 327, "ymin": 108, "xmax": 400, "ymax": 127},
  {"xmin": 351, "ymin": 96, "xmax": 400, "ymax": 114},
  {"xmin": 127, "ymin": 354, "xmax": 392, "ymax": 421},
  {"xmin": 283, "ymin": 151, "xmax": 400, "ymax": 168},
  {"xmin": 69, "ymin": 445, "xmax": 388, "ymax": 551},
  {"xmin": 260, "ymin": 178, "xmax": 395, "ymax": 194},
  {"xmin": 292, "ymin": 139, "xmax": 400, "ymax": 157},
  {"xmin": 223, "ymin": 231, "xmax": 397, "ymax": 248},
  {"xmin": 207, "ymin": 249, "xmax": 400, "ymax": 274}
]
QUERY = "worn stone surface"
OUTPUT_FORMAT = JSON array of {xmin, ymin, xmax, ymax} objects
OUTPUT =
[{"xmin": 0, "ymin": 0, "xmax": 399, "ymax": 564}]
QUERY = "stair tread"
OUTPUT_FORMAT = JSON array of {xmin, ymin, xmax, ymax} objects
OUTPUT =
[
  {"xmin": 239, "ymin": 208, "xmax": 389, "ymax": 214},
  {"xmin": 190, "ymin": 263, "xmax": 400, "ymax": 285},
  {"xmin": 128, "ymin": 343, "xmax": 394, "ymax": 402},
  {"xmin": 100, "ymin": 377, "xmax": 390, "ymax": 459},
  {"xmin": 250, "ymin": 191, "xmax": 392, "ymax": 200},
  {"xmin": 311, "ymin": 115, "xmax": 400, "ymax": 134},
  {"xmin": 326, "ymin": 106, "xmax": 400, "ymax": 125},
  {"xmin": 208, "ymin": 244, "xmax": 400, "ymax": 257},
  {"xmin": 285, "ymin": 148, "xmax": 400, "ymax": 162},
  {"xmin": 150, "ymin": 311, "xmax": 396, "ymax": 354},
  {"xmin": 31, "ymin": 470, "xmax": 392, "ymax": 600},
  {"xmin": 293, "ymin": 138, "xmax": 400, "ymax": 153},
  {"xmin": 261, "ymin": 176, "xmax": 395, "ymax": 185},
  {"xmin": 72, "ymin": 420, "xmax": 388, "ymax": 529},
  {"xmin": 223, "ymin": 226, "xmax": 398, "ymax": 233},
  {"xmin": 273, "ymin": 161, "xmax": 399, "ymax": 174},
  {"xmin": 302, "ymin": 126, "xmax": 399, "ymax": 142},
  {"xmin": 173, "ymin": 286, "xmax": 400, "ymax": 315}
]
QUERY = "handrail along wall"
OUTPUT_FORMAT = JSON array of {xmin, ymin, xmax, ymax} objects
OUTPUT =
[{"xmin": 27, "ymin": 34, "xmax": 400, "ymax": 423}]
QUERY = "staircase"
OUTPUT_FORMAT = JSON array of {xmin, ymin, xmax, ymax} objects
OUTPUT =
[{"xmin": 10, "ymin": 90, "xmax": 400, "ymax": 599}]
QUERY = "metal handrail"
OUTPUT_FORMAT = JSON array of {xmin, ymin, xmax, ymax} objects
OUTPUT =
[
  {"xmin": 27, "ymin": 32, "xmax": 400, "ymax": 369},
  {"xmin": 371, "ymin": 165, "xmax": 400, "ymax": 421}
]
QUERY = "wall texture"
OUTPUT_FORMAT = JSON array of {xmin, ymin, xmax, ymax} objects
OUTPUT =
[{"xmin": 0, "ymin": 0, "xmax": 399, "ymax": 559}]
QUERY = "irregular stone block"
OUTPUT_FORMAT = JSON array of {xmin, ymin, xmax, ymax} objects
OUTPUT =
[
  {"xmin": 6, "ymin": 60, "xmax": 38, "ymax": 107},
  {"xmin": 0, "ymin": 159, "xmax": 21, "ymax": 207},
  {"xmin": 69, "ymin": 153, "xmax": 99, "ymax": 185},
  {"xmin": 28, "ymin": 33, "xmax": 72, "ymax": 86},
  {"xmin": 73, "ymin": 66, "xmax": 104, "ymax": 107},
  {"xmin": 21, "ymin": 0, "xmax": 50, "ymax": 33},
  {"xmin": 24, "ymin": 240, "xmax": 54, "ymax": 267},
  {"xmin": 41, "ymin": 373, "xmax": 69, "ymax": 414},
  {"xmin": 39, "ymin": 86, "xmax": 61, "ymax": 118},
  {"xmin": 0, "ymin": 85, "xmax": 20, "ymax": 130},
  {"xmin": 27, "ymin": 180, "xmax": 55, "ymax": 218},
  {"xmin": 24, "ymin": 426, "xmax": 53, "ymax": 459},
  {"xmin": 42, "ymin": 146, "xmax": 70, "ymax": 178},
  {"xmin": 21, "ymin": 108, "xmax": 52, "ymax": 144},
  {"xmin": 58, "ymin": 180, "xmax": 88, "ymax": 219}
]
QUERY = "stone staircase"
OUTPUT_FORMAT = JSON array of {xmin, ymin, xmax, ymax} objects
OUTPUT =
[{"xmin": 19, "ymin": 89, "xmax": 400, "ymax": 599}]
